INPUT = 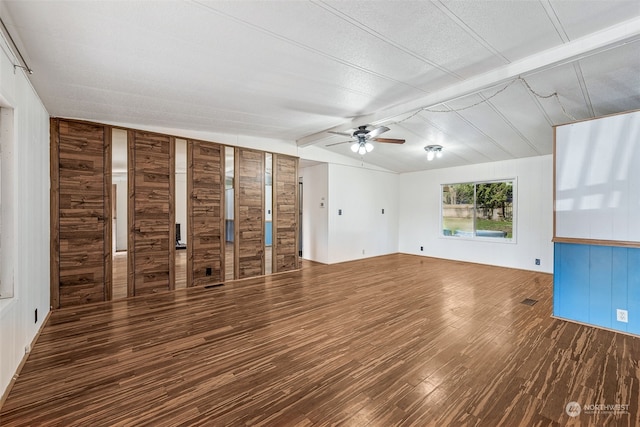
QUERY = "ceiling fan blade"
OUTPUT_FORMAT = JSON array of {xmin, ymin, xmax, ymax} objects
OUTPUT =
[
  {"xmin": 373, "ymin": 137, "xmax": 405, "ymax": 144},
  {"xmin": 365, "ymin": 126, "xmax": 390, "ymax": 139},
  {"xmin": 328, "ymin": 130, "xmax": 353, "ymax": 137},
  {"xmin": 325, "ymin": 140, "xmax": 352, "ymax": 147}
]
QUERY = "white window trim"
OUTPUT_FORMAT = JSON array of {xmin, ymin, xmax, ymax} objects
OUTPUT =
[{"xmin": 439, "ymin": 178, "xmax": 517, "ymax": 244}]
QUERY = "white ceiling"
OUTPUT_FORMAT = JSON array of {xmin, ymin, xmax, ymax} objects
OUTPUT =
[{"xmin": 3, "ymin": 0, "xmax": 640, "ymax": 173}]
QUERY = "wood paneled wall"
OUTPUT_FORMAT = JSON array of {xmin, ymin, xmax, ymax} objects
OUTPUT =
[
  {"xmin": 51, "ymin": 118, "xmax": 300, "ymax": 307},
  {"xmin": 50, "ymin": 119, "xmax": 111, "ymax": 308},
  {"xmin": 235, "ymin": 148, "xmax": 265, "ymax": 279},
  {"xmin": 128, "ymin": 131, "xmax": 175, "ymax": 295},
  {"xmin": 187, "ymin": 140, "xmax": 225, "ymax": 285},
  {"xmin": 272, "ymin": 154, "xmax": 299, "ymax": 273}
]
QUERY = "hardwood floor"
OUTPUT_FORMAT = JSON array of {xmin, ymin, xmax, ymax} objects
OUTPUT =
[
  {"xmin": 2, "ymin": 254, "xmax": 639, "ymax": 426},
  {"xmin": 112, "ymin": 244, "xmax": 272, "ymax": 299}
]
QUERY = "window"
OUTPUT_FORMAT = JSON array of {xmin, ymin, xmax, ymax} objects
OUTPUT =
[{"xmin": 441, "ymin": 179, "xmax": 515, "ymax": 240}]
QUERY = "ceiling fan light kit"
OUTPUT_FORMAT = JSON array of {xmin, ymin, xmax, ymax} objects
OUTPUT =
[
  {"xmin": 351, "ymin": 141, "xmax": 374, "ymax": 154},
  {"xmin": 424, "ymin": 145, "xmax": 443, "ymax": 161}
]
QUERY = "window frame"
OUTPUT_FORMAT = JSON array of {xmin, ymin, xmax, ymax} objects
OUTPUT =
[{"xmin": 439, "ymin": 178, "xmax": 517, "ymax": 243}]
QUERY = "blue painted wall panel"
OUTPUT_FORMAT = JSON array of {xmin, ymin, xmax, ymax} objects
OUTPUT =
[
  {"xmin": 265, "ymin": 221, "xmax": 272, "ymax": 246},
  {"xmin": 553, "ymin": 243, "xmax": 563, "ymax": 316},
  {"xmin": 589, "ymin": 245, "xmax": 612, "ymax": 329},
  {"xmin": 555, "ymin": 243, "xmax": 640, "ymax": 336},
  {"xmin": 611, "ymin": 246, "xmax": 628, "ymax": 332},
  {"xmin": 557, "ymin": 243, "xmax": 590, "ymax": 323},
  {"xmin": 627, "ymin": 248, "xmax": 640, "ymax": 335}
]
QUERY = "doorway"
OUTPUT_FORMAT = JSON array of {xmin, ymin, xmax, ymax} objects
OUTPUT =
[
  {"xmin": 175, "ymin": 138, "xmax": 187, "ymax": 289},
  {"xmin": 111, "ymin": 128, "xmax": 128, "ymax": 299},
  {"xmin": 298, "ymin": 179, "xmax": 303, "ymax": 257}
]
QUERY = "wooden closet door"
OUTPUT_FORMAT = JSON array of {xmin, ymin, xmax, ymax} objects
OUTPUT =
[
  {"xmin": 187, "ymin": 140, "xmax": 225, "ymax": 286},
  {"xmin": 128, "ymin": 131, "xmax": 175, "ymax": 295},
  {"xmin": 272, "ymin": 154, "xmax": 299, "ymax": 273},
  {"xmin": 51, "ymin": 119, "xmax": 111, "ymax": 308},
  {"xmin": 235, "ymin": 148, "xmax": 264, "ymax": 279}
]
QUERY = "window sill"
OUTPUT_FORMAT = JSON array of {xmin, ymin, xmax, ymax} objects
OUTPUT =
[{"xmin": 439, "ymin": 234, "xmax": 517, "ymax": 244}]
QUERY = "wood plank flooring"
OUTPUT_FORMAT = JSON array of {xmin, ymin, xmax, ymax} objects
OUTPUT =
[
  {"xmin": 2, "ymin": 254, "xmax": 640, "ymax": 426},
  {"xmin": 112, "ymin": 244, "xmax": 272, "ymax": 299}
]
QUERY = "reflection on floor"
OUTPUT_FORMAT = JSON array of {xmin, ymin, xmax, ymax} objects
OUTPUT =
[
  {"xmin": 5, "ymin": 255, "xmax": 601, "ymax": 426},
  {"xmin": 112, "ymin": 243, "xmax": 275, "ymax": 300},
  {"xmin": 112, "ymin": 251, "xmax": 127, "ymax": 300}
]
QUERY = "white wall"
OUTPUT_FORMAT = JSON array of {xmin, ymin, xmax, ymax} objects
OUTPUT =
[
  {"xmin": 175, "ymin": 139, "xmax": 187, "ymax": 245},
  {"xmin": 327, "ymin": 164, "xmax": 399, "ymax": 264},
  {"xmin": 112, "ymin": 129, "xmax": 128, "ymax": 251},
  {"xmin": 0, "ymin": 45, "xmax": 50, "ymax": 397},
  {"xmin": 0, "ymin": 108, "xmax": 15, "ymax": 299},
  {"xmin": 265, "ymin": 185, "xmax": 272, "ymax": 221},
  {"xmin": 298, "ymin": 144, "xmax": 392, "ymax": 172},
  {"xmin": 113, "ymin": 174, "xmax": 128, "ymax": 251},
  {"xmin": 398, "ymin": 155, "xmax": 554, "ymax": 273},
  {"xmin": 555, "ymin": 111, "xmax": 640, "ymax": 242},
  {"xmin": 300, "ymin": 163, "xmax": 329, "ymax": 264},
  {"xmin": 175, "ymin": 173, "xmax": 187, "ymax": 244}
]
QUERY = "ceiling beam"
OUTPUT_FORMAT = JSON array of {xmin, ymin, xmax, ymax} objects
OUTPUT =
[{"xmin": 297, "ymin": 16, "xmax": 640, "ymax": 147}]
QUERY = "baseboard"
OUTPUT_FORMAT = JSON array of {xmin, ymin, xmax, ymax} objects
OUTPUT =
[{"xmin": 551, "ymin": 315, "xmax": 640, "ymax": 339}]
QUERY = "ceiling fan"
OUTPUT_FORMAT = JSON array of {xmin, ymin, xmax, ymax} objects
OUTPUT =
[{"xmin": 325, "ymin": 125, "xmax": 405, "ymax": 155}]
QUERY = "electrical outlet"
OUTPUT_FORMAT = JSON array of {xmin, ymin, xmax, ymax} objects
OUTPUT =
[
  {"xmin": 420, "ymin": 246, "xmax": 424, "ymax": 251},
  {"xmin": 338, "ymin": 209, "xmax": 342, "ymax": 215},
  {"xmin": 617, "ymin": 309, "xmax": 628, "ymax": 323},
  {"xmin": 382, "ymin": 208, "xmax": 385, "ymax": 214},
  {"xmin": 535, "ymin": 258, "xmax": 540, "ymax": 265}
]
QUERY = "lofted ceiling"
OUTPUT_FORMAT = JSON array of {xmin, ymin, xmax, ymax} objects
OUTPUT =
[{"xmin": 2, "ymin": 0, "xmax": 640, "ymax": 173}]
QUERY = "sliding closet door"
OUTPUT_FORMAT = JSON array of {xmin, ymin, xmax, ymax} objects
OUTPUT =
[
  {"xmin": 235, "ymin": 148, "xmax": 264, "ymax": 279},
  {"xmin": 128, "ymin": 131, "xmax": 175, "ymax": 295},
  {"xmin": 187, "ymin": 140, "xmax": 225, "ymax": 286},
  {"xmin": 272, "ymin": 154, "xmax": 299, "ymax": 273},
  {"xmin": 51, "ymin": 119, "xmax": 111, "ymax": 308}
]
